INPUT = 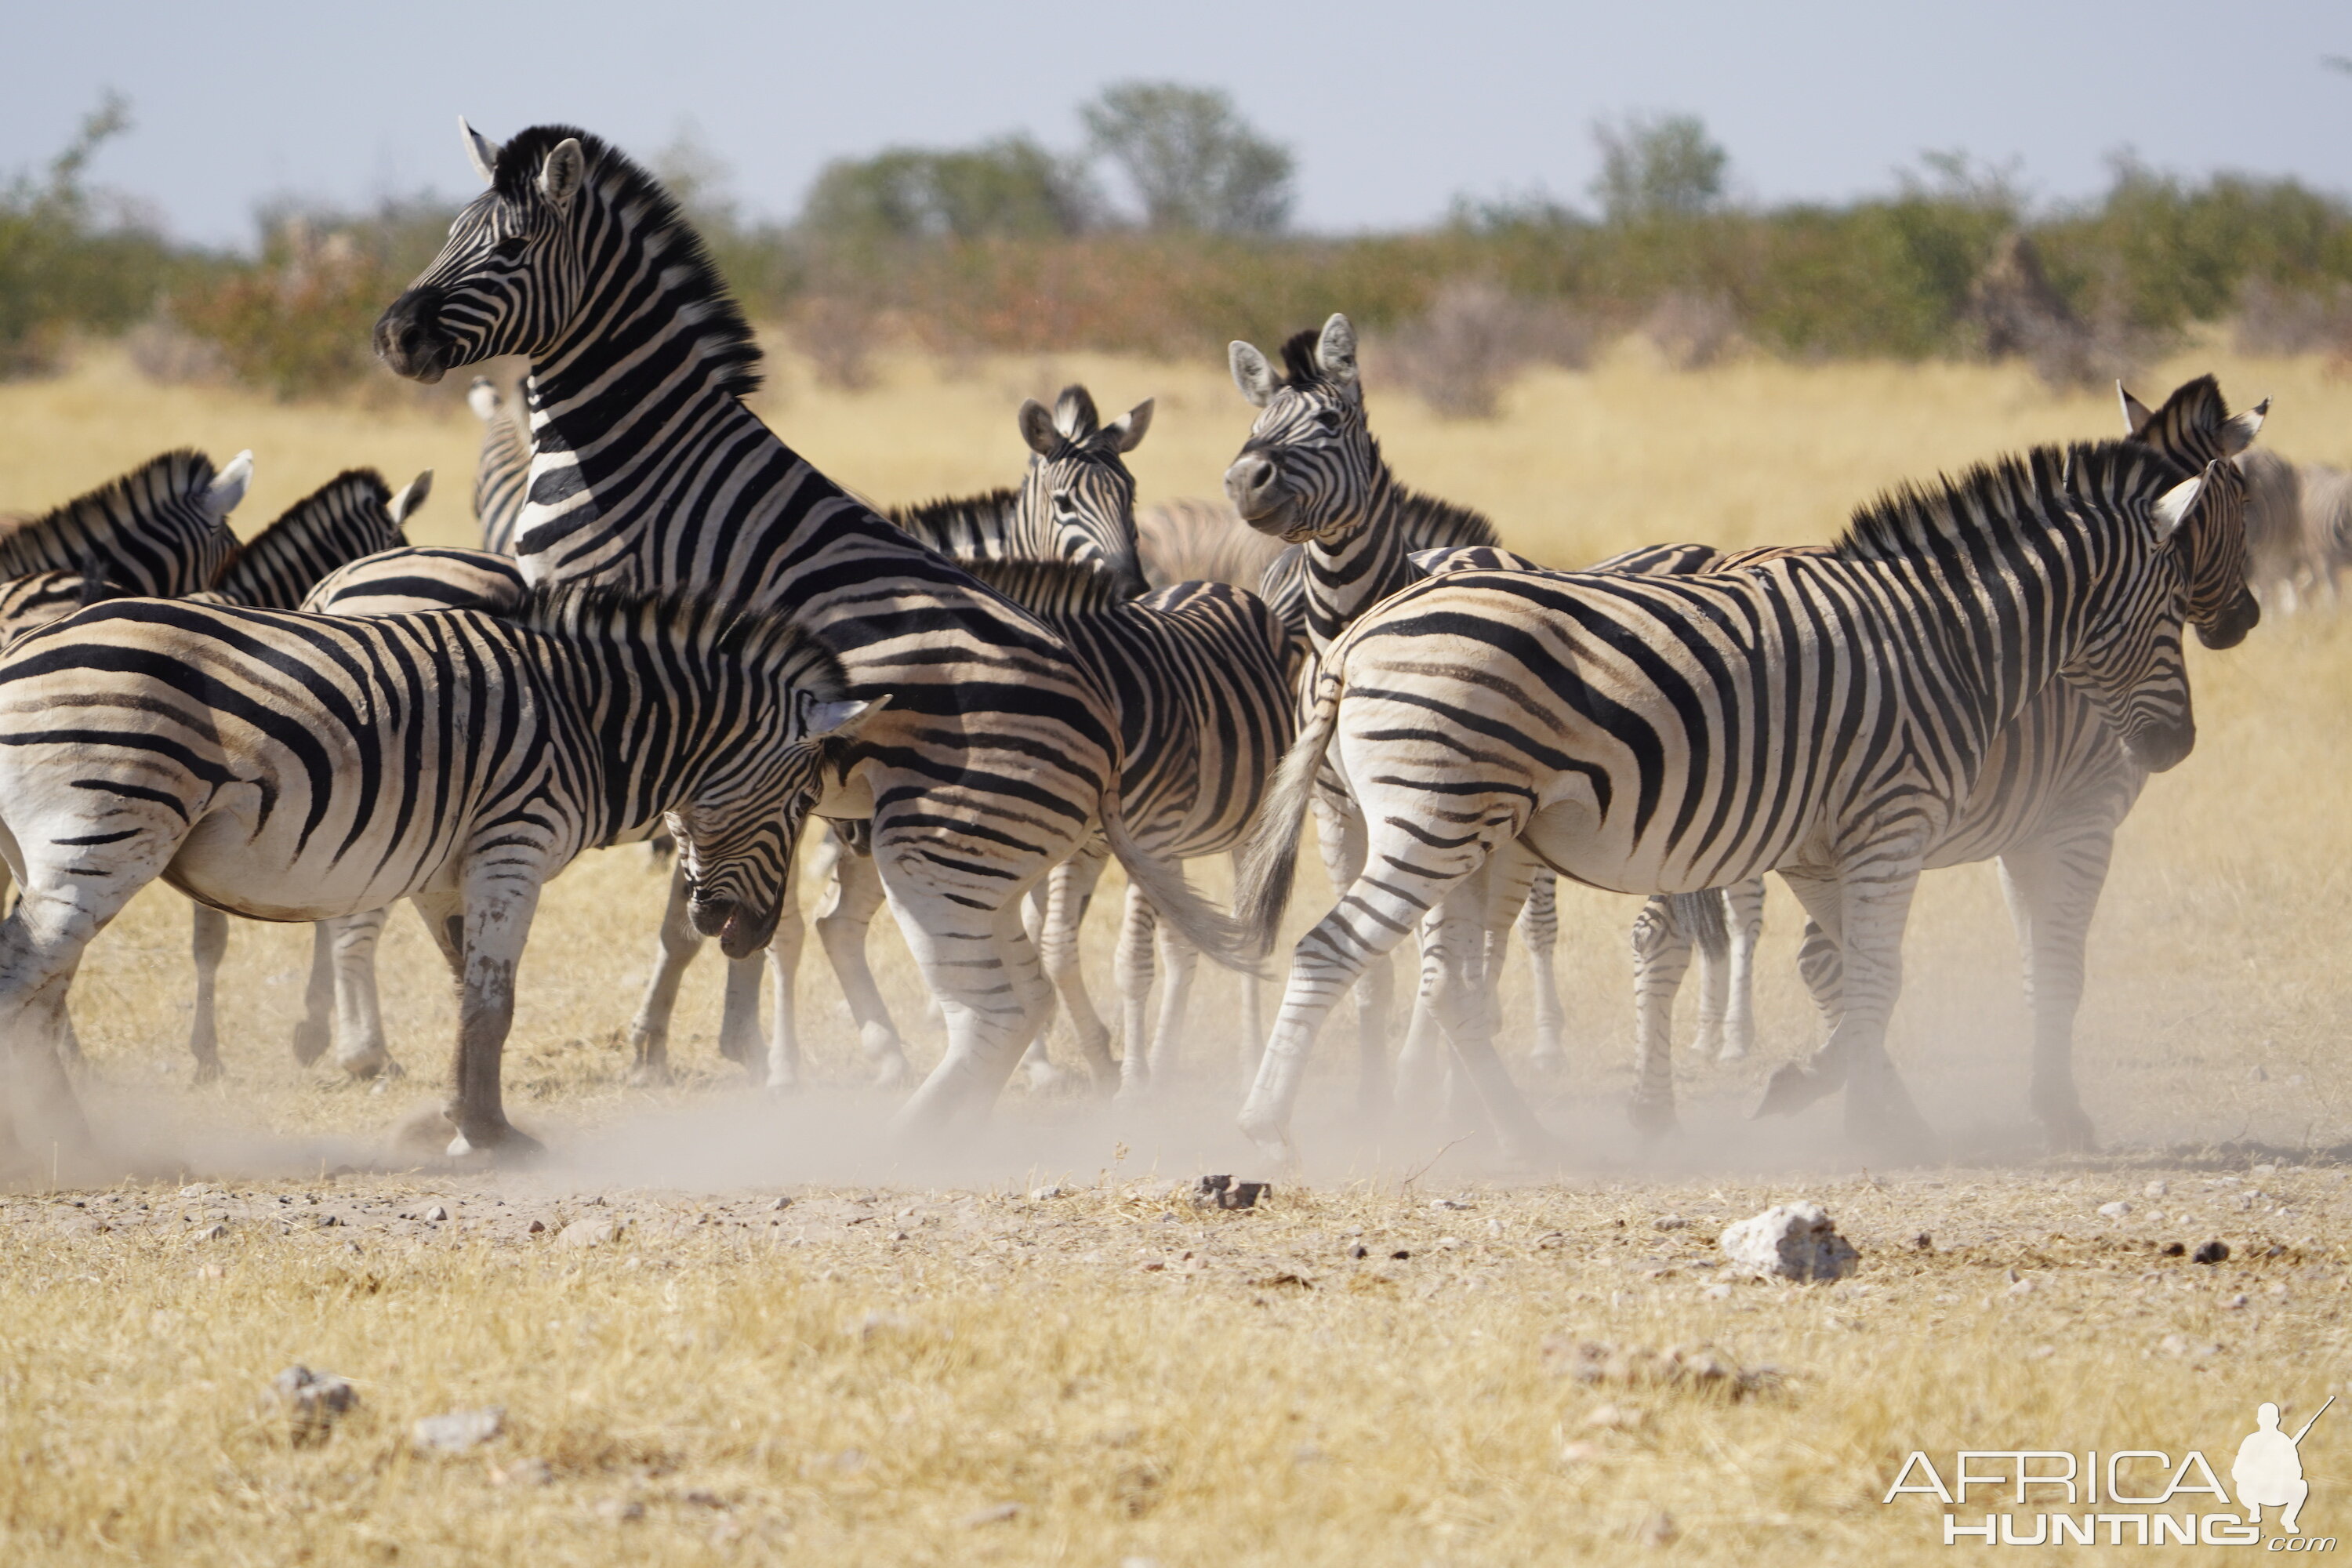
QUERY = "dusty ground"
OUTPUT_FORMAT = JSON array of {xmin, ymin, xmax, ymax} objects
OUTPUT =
[{"xmin": 2, "ymin": 339, "xmax": 2351, "ymax": 1562}]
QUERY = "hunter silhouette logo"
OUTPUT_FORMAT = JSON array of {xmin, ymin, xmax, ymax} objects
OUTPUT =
[
  {"xmin": 2238, "ymin": 1399, "xmax": 2331, "ymax": 1537},
  {"xmin": 1883, "ymin": 1398, "xmax": 2336, "ymax": 1548}
]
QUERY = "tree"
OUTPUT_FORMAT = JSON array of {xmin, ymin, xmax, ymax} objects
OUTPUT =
[
  {"xmin": 1080, "ymin": 82, "xmax": 1294, "ymax": 234},
  {"xmin": 1589, "ymin": 113, "xmax": 1727, "ymax": 222},
  {"xmin": 800, "ymin": 136, "xmax": 1092, "ymax": 244}
]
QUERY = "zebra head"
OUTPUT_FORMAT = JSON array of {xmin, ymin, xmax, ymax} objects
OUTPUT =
[
  {"xmin": 668, "ymin": 623, "xmax": 880, "ymax": 960},
  {"xmin": 2117, "ymin": 375, "xmax": 2266, "ymax": 650},
  {"xmin": 1015, "ymin": 385, "xmax": 1152, "ymax": 596},
  {"xmin": 2060, "ymin": 453, "xmax": 2248, "ymax": 774},
  {"xmin": 1223, "ymin": 314, "xmax": 1387, "ymax": 544}
]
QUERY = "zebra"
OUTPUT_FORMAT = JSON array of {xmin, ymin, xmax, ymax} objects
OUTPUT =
[
  {"xmin": 468, "ymin": 377, "xmax": 530, "ymax": 554},
  {"xmin": 0, "ymin": 448, "xmax": 252, "ymax": 645},
  {"xmin": 372, "ymin": 122, "xmax": 1244, "ymax": 1130},
  {"xmin": 1549, "ymin": 372, "xmax": 2270, "ymax": 1150},
  {"xmin": 619, "ymin": 381, "xmax": 1160, "ymax": 1089},
  {"xmin": 1136, "ymin": 495, "xmax": 1285, "ymax": 594},
  {"xmin": 1220, "ymin": 314, "xmax": 1569, "ymax": 1102},
  {"xmin": 181, "ymin": 467, "xmax": 432, "ymax": 1083},
  {"xmin": 1232, "ymin": 431, "xmax": 2252, "ymax": 1163},
  {"xmin": 0, "ymin": 582, "xmax": 876, "ymax": 1161},
  {"xmin": 955, "ymin": 557, "xmax": 1292, "ymax": 1097}
]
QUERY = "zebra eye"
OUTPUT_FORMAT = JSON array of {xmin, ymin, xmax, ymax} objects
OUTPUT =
[
  {"xmin": 1313, "ymin": 409, "xmax": 1344, "ymax": 432},
  {"xmin": 492, "ymin": 235, "xmax": 529, "ymax": 260}
]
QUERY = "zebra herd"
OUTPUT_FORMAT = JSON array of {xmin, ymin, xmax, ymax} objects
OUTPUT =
[{"xmin": 0, "ymin": 118, "xmax": 2270, "ymax": 1172}]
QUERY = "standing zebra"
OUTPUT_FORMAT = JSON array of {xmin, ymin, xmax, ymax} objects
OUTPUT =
[
  {"xmin": 467, "ymin": 377, "xmax": 530, "ymax": 554},
  {"xmin": 372, "ymin": 122, "xmax": 1243, "ymax": 1131},
  {"xmin": 1234, "ymin": 434, "xmax": 2251, "ymax": 1162},
  {"xmin": 0, "ymin": 449, "xmax": 251, "ymax": 644},
  {"xmin": 957, "ymin": 558, "xmax": 1292, "ymax": 1097},
  {"xmin": 182, "ymin": 467, "xmax": 431, "ymax": 1083},
  {"xmin": 1559, "ymin": 373, "xmax": 2268, "ymax": 1150},
  {"xmin": 1220, "ymin": 314, "xmax": 1568, "ymax": 1101},
  {"xmin": 0, "ymin": 584, "xmax": 873, "ymax": 1160},
  {"xmin": 1136, "ymin": 496, "xmax": 1285, "ymax": 594}
]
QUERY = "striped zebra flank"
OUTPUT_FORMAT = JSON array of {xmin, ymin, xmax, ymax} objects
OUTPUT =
[
  {"xmin": 303, "ymin": 544, "xmax": 528, "ymax": 616},
  {"xmin": 0, "ymin": 583, "xmax": 876, "ymax": 1159},
  {"xmin": 469, "ymin": 377, "xmax": 530, "ymax": 554},
  {"xmin": 1234, "ymin": 434, "xmax": 2252, "ymax": 1162},
  {"xmin": 211, "ymin": 468, "xmax": 427, "ymax": 611},
  {"xmin": 372, "ymin": 122, "xmax": 1246, "ymax": 1132}
]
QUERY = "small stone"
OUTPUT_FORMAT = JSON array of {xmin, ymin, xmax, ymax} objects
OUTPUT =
[
  {"xmin": 192, "ymin": 1222, "xmax": 228, "ymax": 1243},
  {"xmin": 2225, "ymin": 1293, "xmax": 2250, "ymax": 1309},
  {"xmin": 2098, "ymin": 1201, "xmax": 2131, "ymax": 1219},
  {"xmin": 1189, "ymin": 1174, "xmax": 1231, "ymax": 1206},
  {"xmin": 958, "ymin": 1502, "xmax": 1020, "ymax": 1527},
  {"xmin": 559, "ymin": 1217, "xmax": 619, "ymax": 1249},
  {"xmin": 264, "ymin": 1365, "xmax": 357, "ymax": 1445},
  {"xmin": 1557, "ymin": 1440, "xmax": 1599, "ymax": 1465},
  {"xmin": 1430, "ymin": 1196, "xmax": 1475, "ymax": 1211},
  {"xmin": 1346, "ymin": 1243, "xmax": 1369, "ymax": 1260},
  {"xmin": 1911, "ymin": 1233, "xmax": 1933, "ymax": 1251},
  {"xmin": 1719, "ymin": 1201, "xmax": 1858, "ymax": 1282},
  {"xmin": 1222, "ymin": 1181, "xmax": 1270, "ymax": 1210},
  {"xmin": 489, "ymin": 1456, "xmax": 553, "ymax": 1487},
  {"xmin": 412, "ymin": 1406, "xmax": 504, "ymax": 1453},
  {"xmin": 2253, "ymin": 1163, "xmax": 2278, "ymax": 1176},
  {"xmin": 1029, "ymin": 1185, "xmax": 1069, "ymax": 1201},
  {"xmin": 2250, "ymin": 1065, "xmax": 2269, "ymax": 1083},
  {"xmin": 2144, "ymin": 1180, "xmax": 2169, "ymax": 1197},
  {"xmin": 769, "ymin": 1196, "xmax": 793, "ymax": 1211},
  {"xmin": 2194, "ymin": 1240, "xmax": 2231, "ymax": 1265},
  {"xmin": 423, "ymin": 1205, "xmax": 449, "ymax": 1222},
  {"xmin": 1584, "ymin": 1403, "xmax": 1646, "ymax": 1431},
  {"xmin": 1653, "ymin": 1214, "xmax": 1688, "ymax": 1231},
  {"xmin": 526, "ymin": 1218, "xmax": 546, "ymax": 1234}
]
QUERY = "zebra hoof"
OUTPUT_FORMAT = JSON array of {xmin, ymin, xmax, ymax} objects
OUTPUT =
[
  {"xmin": 1716, "ymin": 1035, "xmax": 1753, "ymax": 1064},
  {"xmin": 1627, "ymin": 1094, "xmax": 1679, "ymax": 1141},
  {"xmin": 1023, "ymin": 1060, "xmax": 1076, "ymax": 1095},
  {"xmin": 1528, "ymin": 1047, "xmax": 1568, "ymax": 1080},
  {"xmin": 446, "ymin": 1122, "xmax": 545, "ymax": 1163},
  {"xmin": 339, "ymin": 1051, "xmax": 401, "ymax": 1082},
  {"xmin": 290, "ymin": 1024, "xmax": 331, "ymax": 1068},
  {"xmin": 626, "ymin": 1061, "xmax": 673, "ymax": 1089},
  {"xmin": 1751, "ymin": 1062, "xmax": 1838, "ymax": 1119},
  {"xmin": 2036, "ymin": 1105, "xmax": 2098, "ymax": 1155},
  {"xmin": 189, "ymin": 1059, "xmax": 224, "ymax": 1088},
  {"xmin": 868, "ymin": 1051, "xmax": 912, "ymax": 1091}
]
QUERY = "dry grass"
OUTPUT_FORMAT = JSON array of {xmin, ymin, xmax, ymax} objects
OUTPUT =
[{"xmin": 5, "ymin": 338, "xmax": 2352, "ymax": 1563}]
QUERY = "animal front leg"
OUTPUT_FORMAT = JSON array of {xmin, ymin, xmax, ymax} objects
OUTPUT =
[
  {"xmin": 1515, "ymin": 870, "xmax": 1566, "ymax": 1074},
  {"xmin": 1627, "ymin": 896, "xmax": 1693, "ymax": 1138},
  {"xmin": 1423, "ymin": 871, "xmax": 1552, "ymax": 1163},
  {"xmin": 1790, "ymin": 861, "xmax": 1936, "ymax": 1161},
  {"xmin": 325, "ymin": 909, "xmax": 395, "ymax": 1079},
  {"xmin": 188, "ymin": 902, "xmax": 230, "ymax": 1083},
  {"xmin": 440, "ymin": 877, "xmax": 544, "ymax": 1160},
  {"xmin": 1036, "ymin": 847, "xmax": 1114, "ymax": 1091},
  {"xmin": 1717, "ymin": 879, "xmax": 1766, "ymax": 1061},
  {"xmin": 815, "ymin": 844, "xmax": 913, "ymax": 1087},
  {"xmin": 1112, "ymin": 885, "xmax": 1159, "ymax": 1098},
  {"xmin": 1998, "ymin": 830, "xmax": 2116, "ymax": 1153},
  {"xmin": 624, "ymin": 861, "xmax": 700, "ymax": 1085},
  {"xmin": 289, "ymin": 920, "xmax": 334, "ymax": 1068}
]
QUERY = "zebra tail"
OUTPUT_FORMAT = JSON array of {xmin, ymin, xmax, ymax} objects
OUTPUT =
[
  {"xmin": 1098, "ymin": 785, "xmax": 1258, "ymax": 975},
  {"xmin": 1235, "ymin": 670, "xmax": 1343, "ymax": 959},
  {"xmin": 1672, "ymin": 890, "xmax": 1730, "ymax": 963}
]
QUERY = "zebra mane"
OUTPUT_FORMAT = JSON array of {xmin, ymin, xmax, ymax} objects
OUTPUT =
[
  {"xmin": 216, "ymin": 469, "xmax": 395, "ymax": 591},
  {"xmin": 1392, "ymin": 486, "xmax": 1501, "ymax": 552},
  {"xmin": 518, "ymin": 582, "xmax": 848, "ymax": 703},
  {"xmin": 887, "ymin": 488, "xmax": 1022, "ymax": 553},
  {"xmin": 960, "ymin": 558, "xmax": 1134, "ymax": 616},
  {"xmin": 1835, "ymin": 440, "xmax": 2182, "ymax": 564},
  {"xmin": 1277, "ymin": 328, "xmax": 1331, "ymax": 389},
  {"xmin": 492, "ymin": 125, "xmax": 763, "ymax": 400},
  {"xmin": 0, "ymin": 448, "xmax": 220, "ymax": 579}
]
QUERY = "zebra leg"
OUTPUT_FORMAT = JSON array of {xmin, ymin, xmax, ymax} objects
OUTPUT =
[
  {"xmin": 286, "ymin": 920, "xmax": 336, "ymax": 1068},
  {"xmin": 1393, "ymin": 960, "xmax": 1444, "ymax": 1115},
  {"xmin": 1113, "ymin": 884, "xmax": 1159, "ymax": 1098},
  {"xmin": 1627, "ymin": 895, "xmax": 1693, "ymax": 1138},
  {"xmin": 1232, "ymin": 848, "xmax": 1268, "ymax": 1083},
  {"xmin": 1997, "ymin": 831, "xmax": 2115, "ymax": 1153},
  {"xmin": 1692, "ymin": 891, "xmax": 1735, "ymax": 1060},
  {"xmin": 624, "ymin": 861, "xmax": 700, "ymax": 1086},
  {"xmin": 889, "ymin": 887, "xmax": 1059, "ymax": 1134},
  {"xmin": 1014, "ymin": 881, "xmax": 1071, "ymax": 1092},
  {"xmin": 431, "ymin": 878, "xmax": 545, "ymax": 1160},
  {"xmin": 187, "ymin": 902, "xmax": 230, "ymax": 1084},
  {"xmin": 1036, "ymin": 847, "xmax": 1116, "ymax": 1093},
  {"xmin": 814, "ymin": 847, "xmax": 913, "ymax": 1089},
  {"xmin": 761, "ymin": 901, "xmax": 804, "ymax": 1091},
  {"xmin": 717, "ymin": 949, "xmax": 766, "ymax": 1071},
  {"xmin": 1420, "ymin": 869, "xmax": 1553, "ymax": 1163},
  {"xmin": 1145, "ymin": 905, "xmax": 1200, "ymax": 1093},
  {"xmin": 1717, "ymin": 878, "xmax": 1767, "ymax": 1062},
  {"xmin": 326, "ymin": 909, "xmax": 397, "ymax": 1080},
  {"xmin": 1795, "ymin": 918, "xmax": 1844, "ymax": 1042},
  {"xmin": 1516, "ymin": 871, "xmax": 1566, "ymax": 1075},
  {"xmin": 1312, "ymin": 793, "xmax": 1395, "ymax": 1112}
]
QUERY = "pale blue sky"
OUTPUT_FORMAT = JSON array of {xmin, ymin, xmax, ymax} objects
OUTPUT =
[{"xmin": 9, "ymin": 0, "xmax": 2350, "ymax": 246}]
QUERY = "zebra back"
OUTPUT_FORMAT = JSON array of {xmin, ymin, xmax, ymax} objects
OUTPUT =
[
  {"xmin": 0, "ymin": 448, "xmax": 249, "ymax": 596},
  {"xmin": 470, "ymin": 378, "xmax": 529, "ymax": 554},
  {"xmin": 215, "ymin": 469, "xmax": 424, "ymax": 610},
  {"xmin": 1137, "ymin": 497, "xmax": 1284, "ymax": 590},
  {"xmin": 302, "ymin": 545, "xmax": 528, "ymax": 616}
]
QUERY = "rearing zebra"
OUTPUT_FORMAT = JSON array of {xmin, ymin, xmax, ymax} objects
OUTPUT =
[
  {"xmin": 372, "ymin": 122, "xmax": 1243, "ymax": 1132},
  {"xmin": 0, "ymin": 583, "xmax": 873, "ymax": 1160},
  {"xmin": 1234, "ymin": 433, "xmax": 2250, "ymax": 1162}
]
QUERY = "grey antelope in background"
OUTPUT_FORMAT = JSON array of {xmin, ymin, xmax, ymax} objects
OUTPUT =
[
  {"xmin": 1218, "ymin": 314, "xmax": 1570, "ymax": 1102},
  {"xmin": 615, "ymin": 383, "xmax": 1160, "ymax": 1091},
  {"xmin": 1234, "ymin": 428, "xmax": 2255, "ymax": 1165},
  {"xmin": 182, "ymin": 466, "xmax": 433, "ymax": 1083},
  {"xmin": 373, "ymin": 122, "xmax": 1247, "ymax": 1135},
  {"xmin": 955, "ymin": 558, "xmax": 1292, "ymax": 1099},
  {"xmin": 0, "ymin": 448, "xmax": 252, "ymax": 648},
  {"xmin": 1573, "ymin": 373, "xmax": 2267, "ymax": 1152},
  {"xmin": 0, "ymin": 584, "xmax": 873, "ymax": 1163}
]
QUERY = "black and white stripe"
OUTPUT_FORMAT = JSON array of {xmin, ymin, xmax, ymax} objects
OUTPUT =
[
  {"xmin": 468, "ymin": 377, "xmax": 530, "ymax": 554},
  {"xmin": 373, "ymin": 122, "xmax": 1242, "ymax": 1128},
  {"xmin": 0, "ymin": 583, "xmax": 872, "ymax": 1157},
  {"xmin": 1233, "ymin": 428, "xmax": 2252, "ymax": 1161},
  {"xmin": 0, "ymin": 449, "xmax": 252, "ymax": 646}
]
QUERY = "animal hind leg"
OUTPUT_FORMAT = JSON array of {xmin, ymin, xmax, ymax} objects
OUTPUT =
[
  {"xmin": 815, "ymin": 842, "xmax": 915, "ymax": 1088},
  {"xmin": 1035, "ymin": 847, "xmax": 1115, "ymax": 1092},
  {"xmin": 188, "ymin": 902, "xmax": 230, "ymax": 1083},
  {"xmin": 1998, "ymin": 830, "xmax": 2115, "ymax": 1153},
  {"xmin": 1516, "ymin": 870, "xmax": 1566, "ymax": 1075},
  {"xmin": 325, "ymin": 909, "xmax": 396, "ymax": 1079},
  {"xmin": 888, "ymin": 884, "xmax": 1058, "ymax": 1135},
  {"xmin": 1627, "ymin": 895, "xmax": 1693, "ymax": 1138}
]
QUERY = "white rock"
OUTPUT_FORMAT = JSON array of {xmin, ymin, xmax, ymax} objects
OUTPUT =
[
  {"xmin": 1717, "ymin": 1201, "xmax": 1858, "ymax": 1282},
  {"xmin": 423, "ymin": 1205, "xmax": 450, "ymax": 1222},
  {"xmin": 1029, "ymin": 1185, "xmax": 1069, "ymax": 1201},
  {"xmin": 2097, "ymin": 1201, "xmax": 2131, "ymax": 1219},
  {"xmin": 412, "ymin": 1406, "xmax": 503, "ymax": 1453},
  {"xmin": 2144, "ymin": 1180, "xmax": 2169, "ymax": 1198},
  {"xmin": 558, "ymin": 1217, "xmax": 619, "ymax": 1249}
]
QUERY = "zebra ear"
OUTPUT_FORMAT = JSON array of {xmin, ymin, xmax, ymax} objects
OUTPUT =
[
  {"xmin": 390, "ymin": 470, "xmax": 434, "ymax": 527},
  {"xmin": 205, "ymin": 451, "xmax": 253, "ymax": 521},
  {"xmin": 539, "ymin": 137, "xmax": 586, "ymax": 212},
  {"xmin": 2222, "ymin": 397, "xmax": 2270, "ymax": 456},
  {"xmin": 1017, "ymin": 398, "xmax": 1060, "ymax": 456},
  {"xmin": 1106, "ymin": 397, "xmax": 1153, "ymax": 453},
  {"xmin": 1230, "ymin": 340, "xmax": 1278, "ymax": 407},
  {"xmin": 2118, "ymin": 381, "xmax": 2154, "ymax": 437},
  {"xmin": 459, "ymin": 118, "xmax": 501, "ymax": 187},
  {"xmin": 1316, "ymin": 313, "xmax": 1361, "ymax": 398},
  {"xmin": 2151, "ymin": 466, "xmax": 2211, "ymax": 543},
  {"xmin": 797, "ymin": 690, "xmax": 886, "ymax": 741}
]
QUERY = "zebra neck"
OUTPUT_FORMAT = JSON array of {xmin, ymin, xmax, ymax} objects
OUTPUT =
[
  {"xmin": 1302, "ymin": 465, "xmax": 1410, "ymax": 655},
  {"xmin": 543, "ymin": 633, "xmax": 741, "ymax": 844}
]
